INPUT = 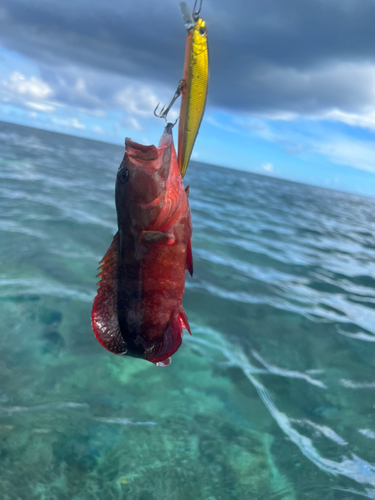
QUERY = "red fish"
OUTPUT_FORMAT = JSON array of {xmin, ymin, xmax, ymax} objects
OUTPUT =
[{"xmin": 91, "ymin": 125, "xmax": 193, "ymax": 366}]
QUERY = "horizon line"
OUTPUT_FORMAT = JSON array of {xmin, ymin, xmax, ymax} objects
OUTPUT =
[{"xmin": 0, "ymin": 118, "xmax": 373, "ymax": 200}]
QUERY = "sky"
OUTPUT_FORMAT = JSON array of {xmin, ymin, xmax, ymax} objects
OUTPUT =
[{"xmin": 1, "ymin": 0, "xmax": 375, "ymax": 196}]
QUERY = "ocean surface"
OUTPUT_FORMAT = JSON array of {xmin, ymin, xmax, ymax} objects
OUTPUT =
[{"xmin": 1, "ymin": 120, "xmax": 375, "ymax": 500}]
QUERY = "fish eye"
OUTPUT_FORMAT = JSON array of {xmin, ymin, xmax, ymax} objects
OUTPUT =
[
  {"xmin": 119, "ymin": 168, "xmax": 129, "ymax": 184},
  {"xmin": 199, "ymin": 26, "xmax": 206, "ymax": 36}
]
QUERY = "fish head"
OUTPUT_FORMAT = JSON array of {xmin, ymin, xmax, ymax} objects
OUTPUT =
[{"xmin": 115, "ymin": 127, "xmax": 174, "ymax": 231}]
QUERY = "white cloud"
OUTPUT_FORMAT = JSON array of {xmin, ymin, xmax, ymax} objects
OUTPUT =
[
  {"xmin": 93, "ymin": 125, "xmax": 104, "ymax": 134},
  {"xmin": 7, "ymin": 71, "xmax": 52, "ymax": 99},
  {"xmin": 119, "ymin": 116, "xmax": 142, "ymax": 131},
  {"xmin": 25, "ymin": 101, "xmax": 55, "ymax": 112},
  {"xmin": 262, "ymin": 163, "xmax": 273, "ymax": 172},
  {"xmin": 258, "ymin": 120, "xmax": 375, "ymax": 174},
  {"xmin": 317, "ymin": 137, "xmax": 375, "ymax": 174},
  {"xmin": 0, "ymin": 71, "xmax": 56, "ymax": 113},
  {"xmin": 235, "ymin": 111, "xmax": 375, "ymax": 174},
  {"xmin": 206, "ymin": 115, "xmax": 244, "ymax": 135},
  {"xmin": 75, "ymin": 77, "xmax": 86, "ymax": 92},
  {"xmin": 71, "ymin": 118, "xmax": 84, "ymax": 129},
  {"xmin": 116, "ymin": 86, "xmax": 159, "ymax": 117},
  {"xmin": 127, "ymin": 117, "xmax": 142, "ymax": 131},
  {"xmin": 52, "ymin": 117, "xmax": 85, "ymax": 129},
  {"xmin": 322, "ymin": 108, "xmax": 375, "ymax": 131}
]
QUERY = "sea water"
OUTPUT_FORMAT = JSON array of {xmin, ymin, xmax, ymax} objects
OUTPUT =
[{"xmin": 1, "ymin": 120, "xmax": 375, "ymax": 499}]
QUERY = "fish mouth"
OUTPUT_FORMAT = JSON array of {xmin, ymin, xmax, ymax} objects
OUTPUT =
[
  {"xmin": 125, "ymin": 138, "xmax": 158, "ymax": 162},
  {"xmin": 125, "ymin": 126, "xmax": 173, "ymax": 163}
]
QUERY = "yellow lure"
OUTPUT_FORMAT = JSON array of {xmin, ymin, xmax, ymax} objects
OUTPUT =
[{"xmin": 178, "ymin": 15, "xmax": 209, "ymax": 179}]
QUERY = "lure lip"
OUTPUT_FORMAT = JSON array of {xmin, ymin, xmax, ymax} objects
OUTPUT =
[{"xmin": 179, "ymin": 2, "xmax": 195, "ymax": 32}]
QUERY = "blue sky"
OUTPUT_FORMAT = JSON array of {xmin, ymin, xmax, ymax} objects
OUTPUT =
[{"xmin": 1, "ymin": 0, "xmax": 375, "ymax": 196}]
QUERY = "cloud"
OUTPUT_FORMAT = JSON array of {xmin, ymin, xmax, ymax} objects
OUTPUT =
[
  {"xmin": 243, "ymin": 116, "xmax": 375, "ymax": 174},
  {"xmin": 0, "ymin": 70, "xmax": 56, "ymax": 112},
  {"xmin": 122, "ymin": 117, "xmax": 142, "ymax": 131},
  {"xmin": 52, "ymin": 117, "xmax": 85, "ymax": 129},
  {"xmin": 0, "ymin": 66, "xmax": 167, "ymax": 136},
  {"xmin": 25, "ymin": 101, "xmax": 54, "ymax": 112},
  {"xmin": 7, "ymin": 71, "xmax": 52, "ymax": 99},
  {"xmin": 322, "ymin": 108, "xmax": 375, "ymax": 131},
  {"xmin": 240, "ymin": 62, "xmax": 375, "ymax": 117},
  {"xmin": 37, "ymin": 64, "xmax": 173, "ymax": 123},
  {"xmin": 92, "ymin": 125, "xmax": 103, "ymax": 134},
  {"xmin": 317, "ymin": 137, "xmax": 375, "ymax": 174},
  {"xmin": 1, "ymin": 0, "xmax": 375, "ymax": 123},
  {"xmin": 116, "ymin": 87, "xmax": 158, "ymax": 117},
  {"xmin": 262, "ymin": 163, "xmax": 273, "ymax": 173}
]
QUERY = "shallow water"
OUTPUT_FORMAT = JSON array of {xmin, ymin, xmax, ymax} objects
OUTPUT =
[{"xmin": 1, "ymin": 120, "xmax": 375, "ymax": 499}]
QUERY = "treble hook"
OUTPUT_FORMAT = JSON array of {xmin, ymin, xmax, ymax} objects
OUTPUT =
[{"xmin": 154, "ymin": 80, "xmax": 185, "ymax": 124}]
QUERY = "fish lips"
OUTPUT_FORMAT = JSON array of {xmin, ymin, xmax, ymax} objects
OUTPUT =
[
  {"xmin": 125, "ymin": 139, "xmax": 158, "ymax": 165},
  {"xmin": 115, "ymin": 133, "xmax": 173, "ymax": 221},
  {"xmin": 125, "ymin": 128, "xmax": 172, "ymax": 171}
]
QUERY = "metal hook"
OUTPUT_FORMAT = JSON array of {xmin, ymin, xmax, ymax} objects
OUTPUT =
[
  {"xmin": 154, "ymin": 80, "xmax": 184, "ymax": 123},
  {"xmin": 193, "ymin": 0, "xmax": 203, "ymax": 20},
  {"xmin": 166, "ymin": 120, "xmax": 178, "ymax": 133}
]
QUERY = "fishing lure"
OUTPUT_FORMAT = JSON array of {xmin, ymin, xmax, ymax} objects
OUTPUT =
[
  {"xmin": 154, "ymin": 0, "xmax": 209, "ymax": 178},
  {"xmin": 178, "ymin": 1, "xmax": 209, "ymax": 178}
]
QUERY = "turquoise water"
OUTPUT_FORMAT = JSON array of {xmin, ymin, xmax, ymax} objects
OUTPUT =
[{"xmin": 1, "ymin": 120, "xmax": 375, "ymax": 499}]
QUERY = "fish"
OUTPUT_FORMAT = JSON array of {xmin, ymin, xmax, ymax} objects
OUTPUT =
[
  {"xmin": 91, "ymin": 125, "xmax": 193, "ymax": 367},
  {"xmin": 178, "ymin": 2, "xmax": 209, "ymax": 178}
]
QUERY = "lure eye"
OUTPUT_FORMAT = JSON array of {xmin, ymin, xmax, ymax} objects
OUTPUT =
[
  {"xmin": 119, "ymin": 168, "xmax": 129, "ymax": 184},
  {"xmin": 199, "ymin": 26, "xmax": 206, "ymax": 36}
]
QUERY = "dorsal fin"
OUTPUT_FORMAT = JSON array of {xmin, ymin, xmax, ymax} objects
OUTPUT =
[{"xmin": 91, "ymin": 233, "xmax": 127, "ymax": 354}]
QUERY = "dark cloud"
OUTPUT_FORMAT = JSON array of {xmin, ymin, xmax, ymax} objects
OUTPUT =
[{"xmin": 1, "ymin": 0, "xmax": 375, "ymax": 116}]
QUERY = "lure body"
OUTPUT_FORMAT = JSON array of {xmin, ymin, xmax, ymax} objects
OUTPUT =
[
  {"xmin": 91, "ymin": 127, "xmax": 192, "ymax": 366},
  {"xmin": 178, "ymin": 14, "xmax": 209, "ymax": 178}
]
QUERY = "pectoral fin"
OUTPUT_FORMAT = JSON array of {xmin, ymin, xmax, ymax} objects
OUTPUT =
[
  {"xmin": 178, "ymin": 306, "xmax": 191, "ymax": 335},
  {"xmin": 138, "ymin": 230, "xmax": 174, "ymax": 245},
  {"xmin": 186, "ymin": 239, "xmax": 193, "ymax": 276}
]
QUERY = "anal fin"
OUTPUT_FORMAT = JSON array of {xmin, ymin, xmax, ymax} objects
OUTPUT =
[
  {"xmin": 91, "ymin": 232, "xmax": 127, "ymax": 355},
  {"xmin": 145, "ymin": 306, "xmax": 191, "ymax": 365}
]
